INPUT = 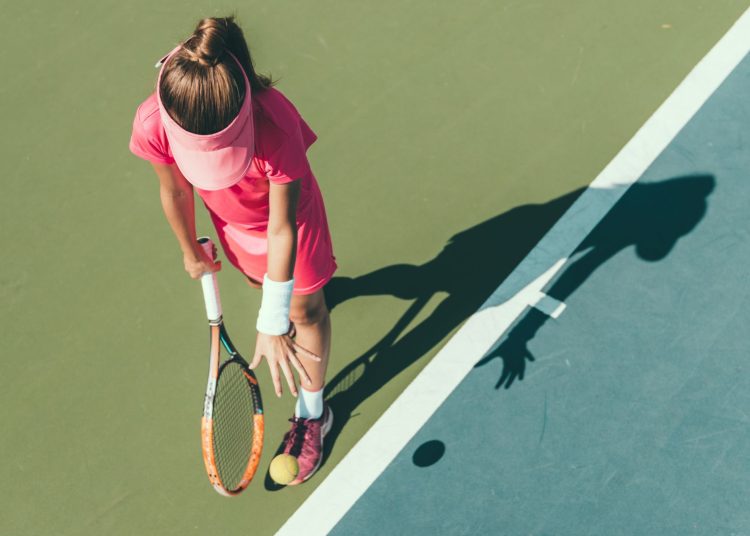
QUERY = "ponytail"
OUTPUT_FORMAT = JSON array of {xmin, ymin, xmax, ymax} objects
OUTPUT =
[{"xmin": 159, "ymin": 14, "xmax": 277, "ymax": 135}]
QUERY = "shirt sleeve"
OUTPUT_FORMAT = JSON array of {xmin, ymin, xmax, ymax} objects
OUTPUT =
[
  {"xmin": 128, "ymin": 106, "xmax": 175, "ymax": 165},
  {"xmin": 262, "ymin": 120, "xmax": 314, "ymax": 185}
]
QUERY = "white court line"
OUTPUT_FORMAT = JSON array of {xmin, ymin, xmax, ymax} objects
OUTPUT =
[{"xmin": 278, "ymin": 9, "xmax": 750, "ymax": 535}]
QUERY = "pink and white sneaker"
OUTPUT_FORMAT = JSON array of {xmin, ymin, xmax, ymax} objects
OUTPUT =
[{"xmin": 282, "ymin": 404, "xmax": 333, "ymax": 485}]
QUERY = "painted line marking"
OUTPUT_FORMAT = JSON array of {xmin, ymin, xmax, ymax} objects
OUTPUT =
[
  {"xmin": 278, "ymin": 8, "xmax": 750, "ymax": 535},
  {"xmin": 531, "ymin": 291, "xmax": 567, "ymax": 319}
]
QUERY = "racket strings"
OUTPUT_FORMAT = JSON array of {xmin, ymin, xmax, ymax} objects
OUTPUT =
[{"xmin": 212, "ymin": 361, "xmax": 257, "ymax": 491}]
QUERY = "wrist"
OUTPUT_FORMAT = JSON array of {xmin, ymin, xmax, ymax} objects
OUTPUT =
[
  {"xmin": 256, "ymin": 274, "xmax": 294, "ymax": 335},
  {"xmin": 182, "ymin": 244, "xmax": 202, "ymax": 261}
]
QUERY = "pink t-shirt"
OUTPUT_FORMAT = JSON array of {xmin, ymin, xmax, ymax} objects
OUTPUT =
[
  {"xmin": 129, "ymin": 86, "xmax": 319, "ymax": 229},
  {"xmin": 129, "ymin": 86, "xmax": 337, "ymax": 294}
]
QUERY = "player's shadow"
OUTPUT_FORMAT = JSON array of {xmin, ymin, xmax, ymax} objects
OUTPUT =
[
  {"xmin": 473, "ymin": 173, "xmax": 715, "ymax": 387},
  {"xmin": 291, "ymin": 174, "xmax": 713, "ymax": 479}
]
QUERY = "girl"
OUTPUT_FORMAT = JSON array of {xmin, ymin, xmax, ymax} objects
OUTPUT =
[{"xmin": 128, "ymin": 15, "xmax": 335, "ymax": 485}]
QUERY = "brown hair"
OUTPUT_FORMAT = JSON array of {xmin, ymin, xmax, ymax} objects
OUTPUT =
[{"xmin": 159, "ymin": 15, "xmax": 277, "ymax": 135}]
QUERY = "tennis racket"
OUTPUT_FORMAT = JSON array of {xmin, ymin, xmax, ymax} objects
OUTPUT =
[{"xmin": 198, "ymin": 236, "xmax": 264, "ymax": 496}]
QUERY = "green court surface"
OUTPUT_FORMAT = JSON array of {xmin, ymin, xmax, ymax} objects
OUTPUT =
[{"xmin": 1, "ymin": 2, "xmax": 748, "ymax": 535}]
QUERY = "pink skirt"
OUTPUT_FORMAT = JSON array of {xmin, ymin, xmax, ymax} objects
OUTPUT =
[{"xmin": 208, "ymin": 175, "xmax": 337, "ymax": 295}]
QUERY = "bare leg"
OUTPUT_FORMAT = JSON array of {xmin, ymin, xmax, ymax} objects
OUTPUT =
[{"xmin": 289, "ymin": 288, "xmax": 331, "ymax": 391}]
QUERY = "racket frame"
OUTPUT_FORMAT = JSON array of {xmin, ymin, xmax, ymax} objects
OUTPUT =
[{"xmin": 198, "ymin": 237, "xmax": 264, "ymax": 496}]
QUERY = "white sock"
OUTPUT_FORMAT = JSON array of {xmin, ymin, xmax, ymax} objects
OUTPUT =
[{"xmin": 295, "ymin": 387, "xmax": 324, "ymax": 419}]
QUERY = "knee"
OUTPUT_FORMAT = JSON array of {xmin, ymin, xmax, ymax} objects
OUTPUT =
[{"xmin": 289, "ymin": 298, "xmax": 329, "ymax": 326}]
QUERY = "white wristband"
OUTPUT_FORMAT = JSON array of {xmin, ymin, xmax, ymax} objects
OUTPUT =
[{"xmin": 256, "ymin": 274, "xmax": 294, "ymax": 335}]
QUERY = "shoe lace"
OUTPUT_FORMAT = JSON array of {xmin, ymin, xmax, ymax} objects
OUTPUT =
[{"xmin": 286, "ymin": 417, "xmax": 311, "ymax": 457}]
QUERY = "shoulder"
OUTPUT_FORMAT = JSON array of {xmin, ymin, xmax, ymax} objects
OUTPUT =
[
  {"xmin": 252, "ymin": 88, "xmax": 318, "ymax": 183},
  {"xmin": 253, "ymin": 87, "xmax": 317, "ymax": 157},
  {"xmin": 128, "ymin": 91, "xmax": 174, "ymax": 164},
  {"xmin": 253, "ymin": 87, "xmax": 304, "ymax": 137},
  {"xmin": 133, "ymin": 92, "xmax": 164, "ymax": 134}
]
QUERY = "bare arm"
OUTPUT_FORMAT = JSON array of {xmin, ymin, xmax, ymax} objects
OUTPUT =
[
  {"xmin": 149, "ymin": 162, "xmax": 220, "ymax": 277},
  {"xmin": 266, "ymin": 179, "xmax": 300, "ymax": 282},
  {"xmin": 250, "ymin": 178, "xmax": 319, "ymax": 398}
]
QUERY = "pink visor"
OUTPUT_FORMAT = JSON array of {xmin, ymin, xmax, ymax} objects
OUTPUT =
[{"xmin": 155, "ymin": 44, "xmax": 254, "ymax": 190}]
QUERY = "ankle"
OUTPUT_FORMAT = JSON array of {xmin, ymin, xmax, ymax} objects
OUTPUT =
[{"xmin": 295, "ymin": 386, "xmax": 325, "ymax": 419}]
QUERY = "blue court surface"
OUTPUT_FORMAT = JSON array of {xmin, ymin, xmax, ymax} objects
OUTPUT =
[{"xmin": 281, "ymin": 17, "xmax": 750, "ymax": 536}]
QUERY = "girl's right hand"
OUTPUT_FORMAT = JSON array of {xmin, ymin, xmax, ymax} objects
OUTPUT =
[{"xmin": 183, "ymin": 245, "xmax": 222, "ymax": 279}]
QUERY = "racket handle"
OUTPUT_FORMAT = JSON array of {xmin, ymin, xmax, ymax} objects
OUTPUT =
[{"xmin": 197, "ymin": 237, "xmax": 222, "ymax": 322}]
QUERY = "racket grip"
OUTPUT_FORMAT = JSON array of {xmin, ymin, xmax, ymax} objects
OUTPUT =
[{"xmin": 197, "ymin": 237, "xmax": 222, "ymax": 322}]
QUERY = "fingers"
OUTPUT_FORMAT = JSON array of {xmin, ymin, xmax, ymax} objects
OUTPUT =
[
  {"xmin": 291, "ymin": 341, "xmax": 322, "ymax": 362},
  {"xmin": 495, "ymin": 368, "xmax": 510, "ymax": 390},
  {"xmin": 278, "ymin": 358, "xmax": 298, "ymax": 397},
  {"xmin": 286, "ymin": 349, "xmax": 313, "ymax": 386},
  {"xmin": 474, "ymin": 354, "xmax": 494, "ymax": 367},
  {"xmin": 197, "ymin": 244, "xmax": 221, "ymax": 272},
  {"xmin": 249, "ymin": 349, "xmax": 262, "ymax": 370},
  {"xmin": 254, "ymin": 334, "xmax": 313, "ymax": 397},
  {"xmin": 268, "ymin": 361, "xmax": 283, "ymax": 397}
]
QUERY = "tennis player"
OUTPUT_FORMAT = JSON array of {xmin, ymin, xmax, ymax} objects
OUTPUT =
[{"xmin": 128, "ymin": 15, "xmax": 335, "ymax": 485}]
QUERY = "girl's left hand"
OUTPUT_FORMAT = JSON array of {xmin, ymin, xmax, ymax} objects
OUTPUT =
[{"xmin": 249, "ymin": 327, "xmax": 320, "ymax": 397}]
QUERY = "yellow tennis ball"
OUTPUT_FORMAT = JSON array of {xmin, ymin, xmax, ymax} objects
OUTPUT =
[{"xmin": 269, "ymin": 454, "xmax": 299, "ymax": 485}]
